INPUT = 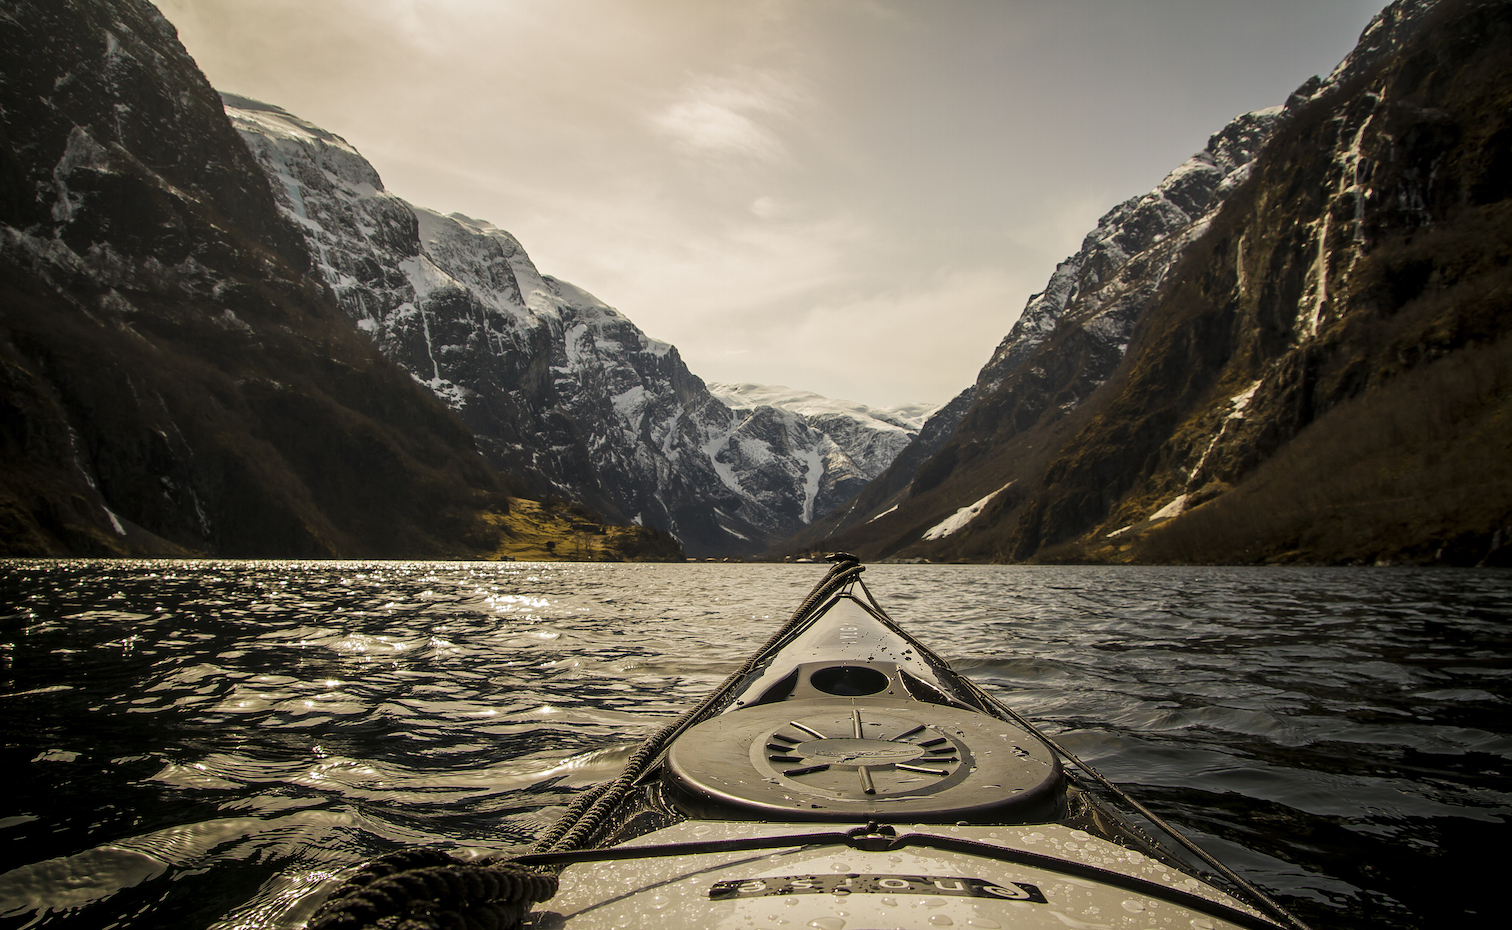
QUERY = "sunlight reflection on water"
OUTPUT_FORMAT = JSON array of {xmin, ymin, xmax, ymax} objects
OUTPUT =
[{"xmin": 0, "ymin": 560, "xmax": 1508, "ymax": 929}]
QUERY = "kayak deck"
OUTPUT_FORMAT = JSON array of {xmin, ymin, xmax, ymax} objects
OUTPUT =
[
  {"xmin": 530, "ymin": 820, "xmax": 1266, "ymax": 929},
  {"xmin": 661, "ymin": 596, "xmax": 1064, "ymax": 824},
  {"xmin": 305, "ymin": 557, "xmax": 1306, "ymax": 930},
  {"xmin": 522, "ymin": 586, "xmax": 1285, "ymax": 929}
]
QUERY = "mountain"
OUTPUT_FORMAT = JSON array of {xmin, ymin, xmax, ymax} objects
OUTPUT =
[
  {"xmin": 226, "ymin": 100, "xmax": 931, "ymax": 557},
  {"xmin": 707, "ymin": 383, "xmax": 937, "ymax": 526},
  {"xmin": 0, "ymin": 0, "xmax": 679, "ymax": 560},
  {"xmin": 793, "ymin": 96, "xmax": 1283, "ymax": 553},
  {"xmin": 709, "ymin": 383, "xmax": 936, "ymax": 492},
  {"xmin": 797, "ymin": 0, "xmax": 1512, "ymax": 567}
]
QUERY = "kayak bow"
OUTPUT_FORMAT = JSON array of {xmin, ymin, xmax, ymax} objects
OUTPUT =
[{"xmin": 309, "ymin": 555, "xmax": 1311, "ymax": 930}]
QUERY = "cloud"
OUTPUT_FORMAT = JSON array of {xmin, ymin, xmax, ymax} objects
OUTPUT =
[
  {"xmin": 652, "ymin": 72, "xmax": 802, "ymax": 164},
  {"xmin": 578, "ymin": 208, "xmax": 870, "ymax": 335},
  {"xmin": 655, "ymin": 98, "xmax": 778, "ymax": 161}
]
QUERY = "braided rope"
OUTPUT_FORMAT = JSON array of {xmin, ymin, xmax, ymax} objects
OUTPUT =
[
  {"xmin": 303, "ymin": 558, "xmax": 860, "ymax": 930},
  {"xmin": 307, "ymin": 857, "xmax": 558, "ymax": 930}
]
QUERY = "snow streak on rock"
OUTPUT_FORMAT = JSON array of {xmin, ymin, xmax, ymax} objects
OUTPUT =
[{"xmin": 922, "ymin": 482, "xmax": 1013, "ymax": 541}]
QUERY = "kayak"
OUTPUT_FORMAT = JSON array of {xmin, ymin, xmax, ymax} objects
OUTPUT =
[{"xmin": 307, "ymin": 555, "xmax": 1310, "ymax": 930}]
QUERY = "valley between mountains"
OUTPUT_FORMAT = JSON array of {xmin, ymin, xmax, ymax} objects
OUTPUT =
[{"xmin": 2, "ymin": 0, "xmax": 1508, "ymax": 565}]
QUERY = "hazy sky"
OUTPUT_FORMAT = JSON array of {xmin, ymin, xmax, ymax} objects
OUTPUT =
[{"xmin": 157, "ymin": 0, "xmax": 1389, "ymax": 408}]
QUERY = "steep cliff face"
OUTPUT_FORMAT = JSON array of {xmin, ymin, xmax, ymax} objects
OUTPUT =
[
  {"xmin": 803, "ymin": 0, "xmax": 1512, "ymax": 566},
  {"xmin": 227, "ymin": 100, "xmax": 928, "ymax": 556},
  {"xmin": 1052, "ymin": 0, "xmax": 1512, "ymax": 566},
  {"xmin": 0, "ymin": 0, "xmax": 677, "ymax": 558},
  {"xmin": 792, "ymin": 93, "xmax": 1280, "ymax": 555}
]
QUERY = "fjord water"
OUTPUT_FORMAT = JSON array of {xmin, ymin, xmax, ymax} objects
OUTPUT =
[{"xmin": 1, "ymin": 561, "xmax": 1507, "ymax": 930}]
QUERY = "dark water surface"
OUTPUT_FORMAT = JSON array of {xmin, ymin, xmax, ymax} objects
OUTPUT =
[{"xmin": 1, "ymin": 561, "xmax": 1508, "ymax": 929}]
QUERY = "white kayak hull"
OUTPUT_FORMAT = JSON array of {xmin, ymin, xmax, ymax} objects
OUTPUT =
[{"xmin": 516, "ymin": 571, "xmax": 1295, "ymax": 930}]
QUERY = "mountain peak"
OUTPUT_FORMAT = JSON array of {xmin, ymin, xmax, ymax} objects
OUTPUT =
[{"xmin": 222, "ymin": 93, "xmax": 381, "ymax": 192}]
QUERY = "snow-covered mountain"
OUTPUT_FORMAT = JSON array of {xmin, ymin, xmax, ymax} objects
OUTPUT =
[
  {"xmin": 709, "ymin": 384, "xmax": 935, "ymax": 432},
  {"xmin": 709, "ymin": 383, "xmax": 935, "ymax": 482},
  {"xmin": 224, "ymin": 96, "xmax": 926, "ymax": 556},
  {"xmin": 973, "ymin": 108, "xmax": 1280, "ymax": 400},
  {"xmin": 797, "ymin": 105, "xmax": 1282, "ymax": 540},
  {"xmin": 707, "ymin": 384, "xmax": 938, "ymax": 525}
]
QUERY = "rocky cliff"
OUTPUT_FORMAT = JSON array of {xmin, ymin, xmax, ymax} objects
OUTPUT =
[
  {"xmin": 227, "ymin": 100, "xmax": 929, "ymax": 557},
  {"xmin": 0, "ymin": 0, "xmax": 679, "ymax": 560},
  {"xmin": 793, "ymin": 93, "xmax": 1282, "ymax": 555},
  {"xmin": 799, "ymin": 0, "xmax": 1512, "ymax": 566}
]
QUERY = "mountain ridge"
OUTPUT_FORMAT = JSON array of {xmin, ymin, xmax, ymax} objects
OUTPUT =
[
  {"xmin": 791, "ymin": 0, "xmax": 1512, "ymax": 567},
  {"xmin": 787, "ymin": 101, "xmax": 1284, "ymax": 553},
  {"xmin": 225, "ymin": 96, "xmax": 930, "ymax": 556},
  {"xmin": 7, "ymin": 0, "xmax": 1502, "ymax": 566}
]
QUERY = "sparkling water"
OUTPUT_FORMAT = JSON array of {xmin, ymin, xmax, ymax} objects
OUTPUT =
[{"xmin": 2, "ymin": 560, "xmax": 1508, "ymax": 929}]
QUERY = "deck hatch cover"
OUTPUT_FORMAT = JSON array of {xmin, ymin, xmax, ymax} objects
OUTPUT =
[{"xmin": 665, "ymin": 699, "xmax": 1061, "ymax": 821}]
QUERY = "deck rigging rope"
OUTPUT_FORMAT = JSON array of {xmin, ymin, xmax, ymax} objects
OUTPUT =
[
  {"xmin": 306, "ymin": 849, "xmax": 557, "ymax": 930},
  {"xmin": 534, "ymin": 553, "xmax": 864, "ymax": 854},
  {"xmin": 306, "ymin": 555, "xmax": 864, "ymax": 930},
  {"xmin": 306, "ymin": 553, "xmax": 1307, "ymax": 930}
]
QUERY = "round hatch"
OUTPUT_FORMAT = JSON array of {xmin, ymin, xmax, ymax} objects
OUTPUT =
[{"xmin": 664, "ymin": 699, "xmax": 1062, "ymax": 822}]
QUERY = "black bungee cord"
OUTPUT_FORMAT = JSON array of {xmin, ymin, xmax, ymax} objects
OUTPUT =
[
  {"xmin": 306, "ymin": 555, "xmax": 865, "ymax": 930},
  {"xmin": 305, "ymin": 553, "xmax": 1310, "ymax": 930}
]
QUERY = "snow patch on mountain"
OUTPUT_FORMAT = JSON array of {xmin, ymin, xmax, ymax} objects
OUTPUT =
[
  {"xmin": 710, "ymin": 383, "xmax": 936, "ymax": 483},
  {"xmin": 922, "ymin": 482, "xmax": 1014, "ymax": 541},
  {"xmin": 709, "ymin": 383, "xmax": 936, "ymax": 430}
]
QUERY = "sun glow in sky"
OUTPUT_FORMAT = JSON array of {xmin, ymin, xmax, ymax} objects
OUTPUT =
[{"xmin": 158, "ymin": 0, "xmax": 1389, "ymax": 408}]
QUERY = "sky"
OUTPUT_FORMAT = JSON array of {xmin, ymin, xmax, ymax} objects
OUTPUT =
[{"xmin": 156, "ymin": 0, "xmax": 1390, "ymax": 409}]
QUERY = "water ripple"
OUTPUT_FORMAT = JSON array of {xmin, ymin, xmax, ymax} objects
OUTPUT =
[{"xmin": 0, "ymin": 560, "xmax": 1507, "ymax": 929}]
